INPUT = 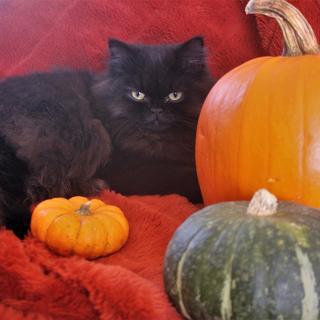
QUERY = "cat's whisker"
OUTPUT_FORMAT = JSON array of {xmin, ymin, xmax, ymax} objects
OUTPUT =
[{"xmin": 174, "ymin": 118, "xmax": 198, "ymax": 129}]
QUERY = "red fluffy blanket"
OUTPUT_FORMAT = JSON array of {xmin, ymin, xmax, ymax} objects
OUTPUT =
[
  {"xmin": 0, "ymin": 0, "xmax": 320, "ymax": 319},
  {"xmin": 0, "ymin": 191, "xmax": 196, "ymax": 319}
]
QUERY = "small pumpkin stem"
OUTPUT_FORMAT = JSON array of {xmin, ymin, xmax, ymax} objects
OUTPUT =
[
  {"xmin": 76, "ymin": 201, "xmax": 92, "ymax": 216},
  {"xmin": 247, "ymin": 189, "xmax": 278, "ymax": 216},
  {"xmin": 245, "ymin": 0, "xmax": 320, "ymax": 56}
]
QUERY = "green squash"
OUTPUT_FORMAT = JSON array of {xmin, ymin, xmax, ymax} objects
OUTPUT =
[{"xmin": 164, "ymin": 189, "xmax": 320, "ymax": 320}]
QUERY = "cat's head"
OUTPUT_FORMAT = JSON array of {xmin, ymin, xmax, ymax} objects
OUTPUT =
[{"xmin": 93, "ymin": 37, "xmax": 214, "ymax": 159}]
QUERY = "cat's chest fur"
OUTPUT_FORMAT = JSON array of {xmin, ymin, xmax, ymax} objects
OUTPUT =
[{"xmin": 101, "ymin": 149, "xmax": 202, "ymax": 203}]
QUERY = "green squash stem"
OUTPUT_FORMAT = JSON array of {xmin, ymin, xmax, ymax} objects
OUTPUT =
[{"xmin": 247, "ymin": 189, "xmax": 278, "ymax": 216}]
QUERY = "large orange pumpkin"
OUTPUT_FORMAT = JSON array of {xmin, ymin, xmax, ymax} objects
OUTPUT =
[
  {"xmin": 196, "ymin": 0, "xmax": 320, "ymax": 207},
  {"xmin": 31, "ymin": 196, "xmax": 129, "ymax": 259}
]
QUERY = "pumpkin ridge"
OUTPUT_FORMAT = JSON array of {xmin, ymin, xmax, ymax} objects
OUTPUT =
[
  {"xmin": 91, "ymin": 215, "xmax": 112, "ymax": 258},
  {"xmin": 234, "ymin": 209, "xmax": 320, "ymax": 319},
  {"xmin": 87, "ymin": 198, "xmax": 109, "ymax": 210},
  {"xmin": 44, "ymin": 214, "xmax": 81, "ymax": 256},
  {"xmin": 93, "ymin": 208, "xmax": 128, "ymax": 233},
  {"xmin": 218, "ymin": 217, "xmax": 268, "ymax": 319},
  {"xmin": 236, "ymin": 220, "xmax": 271, "ymax": 318},
  {"xmin": 164, "ymin": 205, "xmax": 237, "ymax": 308},
  {"xmin": 231, "ymin": 217, "xmax": 304, "ymax": 318},
  {"xmin": 298, "ymin": 60, "xmax": 310, "ymax": 205},
  {"xmin": 173, "ymin": 216, "xmax": 230, "ymax": 318},
  {"xmin": 34, "ymin": 198, "xmax": 74, "ymax": 212},
  {"xmin": 175, "ymin": 225, "xmax": 206, "ymax": 320},
  {"xmin": 177, "ymin": 215, "xmax": 245, "ymax": 319},
  {"xmin": 93, "ymin": 213, "xmax": 128, "ymax": 254},
  {"xmin": 75, "ymin": 215, "xmax": 108, "ymax": 259},
  {"xmin": 197, "ymin": 57, "xmax": 274, "ymax": 202},
  {"xmin": 196, "ymin": 57, "xmax": 271, "ymax": 202},
  {"xmin": 299, "ymin": 62, "xmax": 306, "ymax": 203},
  {"xmin": 71, "ymin": 217, "xmax": 83, "ymax": 255},
  {"xmin": 294, "ymin": 245, "xmax": 319, "ymax": 320},
  {"xmin": 213, "ymin": 219, "xmax": 246, "ymax": 320},
  {"xmin": 273, "ymin": 218, "xmax": 309, "ymax": 249},
  {"xmin": 35, "ymin": 206, "xmax": 74, "ymax": 216},
  {"xmin": 92, "ymin": 214, "xmax": 111, "ymax": 254},
  {"xmin": 239, "ymin": 56, "xmax": 301, "ymax": 197},
  {"xmin": 235, "ymin": 57, "xmax": 281, "ymax": 195},
  {"xmin": 93, "ymin": 205, "xmax": 124, "ymax": 216},
  {"xmin": 230, "ymin": 219, "xmax": 265, "ymax": 319},
  {"xmin": 71, "ymin": 216, "xmax": 105, "ymax": 258},
  {"xmin": 36, "ymin": 211, "xmax": 67, "ymax": 241}
]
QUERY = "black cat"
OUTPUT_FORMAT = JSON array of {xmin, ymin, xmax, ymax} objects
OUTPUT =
[{"xmin": 0, "ymin": 37, "xmax": 213, "ymax": 237}]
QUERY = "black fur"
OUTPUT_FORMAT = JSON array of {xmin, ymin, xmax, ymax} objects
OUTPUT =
[{"xmin": 0, "ymin": 37, "xmax": 213, "ymax": 237}]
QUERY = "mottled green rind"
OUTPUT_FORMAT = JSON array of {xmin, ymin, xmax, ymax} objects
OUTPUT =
[{"xmin": 163, "ymin": 201, "xmax": 320, "ymax": 320}]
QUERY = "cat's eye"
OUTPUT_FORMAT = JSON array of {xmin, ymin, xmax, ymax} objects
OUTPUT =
[
  {"xmin": 131, "ymin": 91, "xmax": 146, "ymax": 101},
  {"xmin": 167, "ymin": 92, "xmax": 184, "ymax": 102}
]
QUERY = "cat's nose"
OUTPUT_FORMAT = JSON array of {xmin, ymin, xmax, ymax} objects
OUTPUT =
[{"xmin": 150, "ymin": 108, "xmax": 163, "ymax": 114}]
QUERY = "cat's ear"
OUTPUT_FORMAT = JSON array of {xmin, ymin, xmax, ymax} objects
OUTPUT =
[
  {"xmin": 108, "ymin": 38, "xmax": 133, "ymax": 59},
  {"xmin": 181, "ymin": 36, "xmax": 204, "ymax": 50},
  {"xmin": 176, "ymin": 36, "xmax": 206, "ymax": 71}
]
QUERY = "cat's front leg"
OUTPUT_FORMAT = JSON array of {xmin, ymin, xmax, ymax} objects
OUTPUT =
[
  {"xmin": 25, "ymin": 153, "xmax": 75, "ymax": 202},
  {"xmin": 22, "ymin": 119, "xmax": 112, "ymax": 202},
  {"xmin": 76, "ymin": 178, "xmax": 109, "ymax": 196}
]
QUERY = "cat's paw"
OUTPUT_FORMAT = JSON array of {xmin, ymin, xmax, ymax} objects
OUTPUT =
[
  {"xmin": 26, "ymin": 176, "xmax": 71, "ymax": 203},
  {"xmin": 86, "ymin": 178, "xmax": 109, "ymax": 196}
]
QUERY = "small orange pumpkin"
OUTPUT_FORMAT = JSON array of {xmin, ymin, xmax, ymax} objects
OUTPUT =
[
  {"xmin": 196, "ymin": 0, "xmax": 320, "ymax": 207},
  {"xmin": 31, "ymin": 196, "xmax": 129, "ymax": 259}
]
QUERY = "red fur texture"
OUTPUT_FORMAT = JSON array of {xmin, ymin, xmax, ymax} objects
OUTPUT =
[
  {"xmin": 0, "ymin": 0, "xmax": 320, "ymax": 319},
  {"xmin": 0, "ymin": 0, "xmax": 263, "ymax": 79}
]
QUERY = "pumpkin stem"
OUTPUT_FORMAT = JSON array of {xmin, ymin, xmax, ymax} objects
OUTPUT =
[
  {"xmin": 247, "ymin": 189, "xmax": 278, "ymax": 216},
  {"xmin": 76, "ymin": 201, "xmax": 92, "ymax": 216},
  {"xmin": 245, "ymin": 0, "xmax": 320, "ymax": 56}
]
